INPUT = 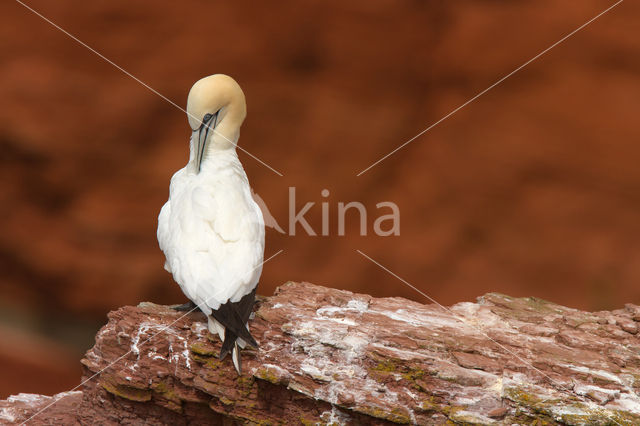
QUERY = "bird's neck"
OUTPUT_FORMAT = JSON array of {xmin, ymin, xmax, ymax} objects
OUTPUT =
[
  {"xmin": 209, "ymin": 119, "xmax": 240, "ymax": 151},
  {"xmin": 187, "ymin": 133, "xmax": 241, "ymax": 175}
]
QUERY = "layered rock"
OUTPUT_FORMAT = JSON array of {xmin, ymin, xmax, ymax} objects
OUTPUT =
[{"xmin": 3, "ymin": 282, "xmax": 640, "ymax": 424}]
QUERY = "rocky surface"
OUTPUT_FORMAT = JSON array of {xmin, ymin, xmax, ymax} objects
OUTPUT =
[{"xmin": 4, "ymin": 281, "xmax": 640, "ymax": 424}]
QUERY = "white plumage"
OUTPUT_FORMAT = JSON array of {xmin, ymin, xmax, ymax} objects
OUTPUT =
[
  {"xmin": 158, "ymin": 152, "xmax": 264, "ymax": 312},
  {"xmin": 157, "ymin": 75, "xmax": 264, "ymax": 374}
]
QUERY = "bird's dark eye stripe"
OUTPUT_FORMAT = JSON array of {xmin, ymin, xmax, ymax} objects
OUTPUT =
[{"xmin": 203, "ymin": 113, "xmax": 213, "ymax": 122}]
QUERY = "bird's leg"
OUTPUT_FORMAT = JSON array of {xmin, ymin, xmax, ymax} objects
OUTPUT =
[{"xmin": 171, "ymin": 301, "xmax": 198, "ymax": 312}]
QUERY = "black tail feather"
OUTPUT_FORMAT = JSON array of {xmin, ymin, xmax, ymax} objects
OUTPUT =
[
  {"xmin": 237, "ymin": 288, "xmax": 257, "ymax": 323},
  {"xmin": 210, "ymin": 289, "xmax": 258, "ymax": 348},
  {"xmin": 211, "ymin": 289, "xmax": 259, "ymax": 373},
  {"xmin": 219, "ymin": 330, "xmax": 237, "ymax": 360},
  {"xmin": 211, "ymin": 304, "xmax": 258, "ymax": 348}
]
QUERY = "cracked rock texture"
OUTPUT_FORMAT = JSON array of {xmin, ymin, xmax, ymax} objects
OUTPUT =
[{"xmin": 3, "ymin": 281, "xmax": 640, "ymax": 425}]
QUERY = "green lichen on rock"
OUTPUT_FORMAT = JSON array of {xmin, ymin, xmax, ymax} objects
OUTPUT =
[
  {"xmin": 371, "ymin": 359, "xmax": 399, "ymax": 373},
  {"xmin": 549, "ymin": 403, "xmax": 640, "ymax": 426},
  {"xmin": 628, "ymin": 373, "xmax": 640, "ymax": 391},
  {"xmin": 418, "ymin": 401, "xmax": 484, "ymax": 424},
  {"xmin": 358, "ymin": 405, "xmax": 412, "ymax": 424},
  {"xmin": 190, "ymin": 342, "xmax": 217, "ymax": 357},
  {"xmin": 402, "ymin": 368, "xmax": 426, "ymax": 382},
  {"xmin": 299, "ymin": 417, "xmax": 315, "ymax": 426},
  {"xmin": 502, "ymin": 385, "xmax": 559, "ymax": 423},
  {"xmin": 503, "ymin": 385, "xmax": 544, "ymax": 406},
  {"xmin": 503, "ymin": 385, "xmax": 640, "ymax": 425},
  {"xmin": 236, "ymin": 375, "xmax": 257, "ymax": 397},
  {"xmin": 419, "ymin": 397, "xmax": 440, "ymax": 412},
  {"xmin": 547, "ymin": 402, "xmax": 640, "ymax": 426},
  {"xmin": 101, "ymin": 380, "xmax": 152, "ymax": 402},
  {"xmin": 606, "ymin": 410, "xmax": 640, "ymax": 426},
  {"xmin": 370, "ymin": 359, "xmax": 427, "ymax": 383},
  {"xmin": 151, "ymin": 380, "xmax": 182, "ymax": 408},
  {"xmin": 233, "ymin": 414, "xmax": 274, "ymax": 426},
  {"xmin": 195, "ymin": 356, "xmax": 224, "ymax": 370},
  {"xmin": 503, "ymin": 385, "xmax": 564, "ymax": 413},
  {"xmin": 218, "ymin": 396, "xmax": 234, "ymax": 406},
  {"xmin": 255, "ymin": 367, "xmax": 283, "ymax": 385}
]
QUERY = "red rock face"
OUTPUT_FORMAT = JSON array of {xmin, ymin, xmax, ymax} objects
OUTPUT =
[
  {"xmin": 0, "ymin": 1, "xmax": 639, "ymax": 398},
  {"xmin": 3, "ymin": 282, "xmax": 640, "ymax": 424}
]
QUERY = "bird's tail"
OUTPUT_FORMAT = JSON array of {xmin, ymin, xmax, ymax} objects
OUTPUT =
[
  {"xmin": 211, "ymin": 303, "xmax": 258, "ymax": 348},
  {"xmin": 209, "ymin": 289, "xmax": 259, "ymax": 375},
  {"xmin": 218, "ymin": 329, "xmax": 240, "ymax": 373},
  {"xmin": 212, "ymin": 315, "xmax": 257, "ymax": 375},
  {"xmin": 218, "ymin": 327, "xmax": 255, "ymax": 375}
]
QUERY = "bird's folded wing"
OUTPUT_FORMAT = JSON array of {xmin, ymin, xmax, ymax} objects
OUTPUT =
[
  {"xmin": 192, "ymin": 185, "xmax": 253, "ymax": 242},
  {"xmin": 186, "ymin": 185, "xmax": 263, "ymax": 308}
]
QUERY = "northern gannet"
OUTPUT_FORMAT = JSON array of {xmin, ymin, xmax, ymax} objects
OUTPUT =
[{"xmin": 157, "ymin": 74, "xmax": 265, "ymax": 374}]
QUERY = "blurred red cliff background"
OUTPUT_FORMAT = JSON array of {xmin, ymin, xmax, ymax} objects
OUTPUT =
[{"xmin": 1, "ymin": 0, "xmax": 638, "ymax": 399}]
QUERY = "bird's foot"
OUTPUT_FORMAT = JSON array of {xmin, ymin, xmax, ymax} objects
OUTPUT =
[{"xmin": 171, "ymin": 301, "xmax": 198, "ymax": 312}]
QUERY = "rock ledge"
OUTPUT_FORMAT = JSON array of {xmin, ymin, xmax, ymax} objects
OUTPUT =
[{"xmin": 3, "ymin": 282, "xmax": 640, "ymax": 424}]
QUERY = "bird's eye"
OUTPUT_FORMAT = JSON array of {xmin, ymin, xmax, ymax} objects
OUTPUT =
[{"xmin": 203, "ymin": 113, "xmax": 213, "ymax": 123}]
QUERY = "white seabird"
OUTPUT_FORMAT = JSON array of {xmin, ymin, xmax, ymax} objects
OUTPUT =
[{"xmin": 157, "ymin": 74, "xmax": 265, "ymax": 374}]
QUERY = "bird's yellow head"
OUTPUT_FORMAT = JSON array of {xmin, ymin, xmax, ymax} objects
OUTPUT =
[{"xmin": 186, "ymin": 74, "xmax": 247, "ymax": 172}]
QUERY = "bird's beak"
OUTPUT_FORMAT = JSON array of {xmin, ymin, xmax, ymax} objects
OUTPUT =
[{"xmin": 195, "ymin": 112, "xmax": 218, "ymax": 173}]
